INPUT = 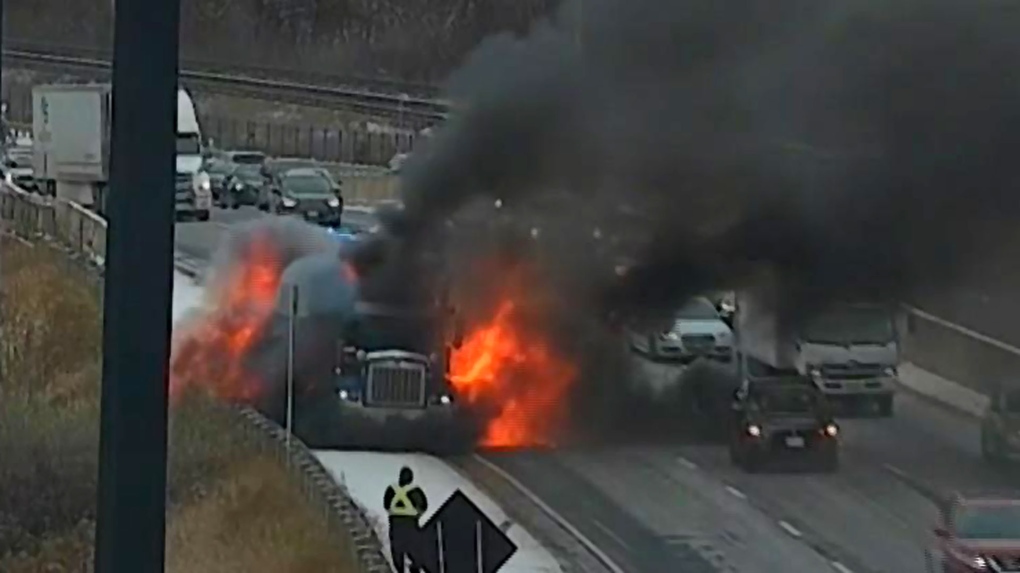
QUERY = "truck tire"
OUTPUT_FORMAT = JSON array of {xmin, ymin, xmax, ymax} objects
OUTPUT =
[{"xmin": 196, "ymin": 210, "xmax": 210, "ymax": 222}]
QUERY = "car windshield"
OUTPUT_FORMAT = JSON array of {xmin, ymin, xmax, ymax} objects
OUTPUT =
[
  {"xmin": 233, "ymin": 165, "xmax": 262, "ymax": 182},
  {"xmin": 282, "ymin": 174, "xmax": 332, "ymax": 196},
  {"xmin": 676, "ymin": 298, "xmax": 720, "ymax": 320},
  {"xmin": 175, "ymin": 134, "xmax": 201, "ymax": 154},
  {"xmin": 754, "ymin": 387, "xmax": 820, "ymax": 414},
  {"xmin": 801, "ymin": 306, "xmax": 895, "ymax": 345},
  {"xmin": 231, "ymin": 152, "xmax": 265, "ymax": 165},
  {"xmin": 954, "ymin": 505, "xmax": 1020, "ymax": 539},
  {"xmin": 205, "ymin": 161, "xmax": 232, "ymax": 174}
]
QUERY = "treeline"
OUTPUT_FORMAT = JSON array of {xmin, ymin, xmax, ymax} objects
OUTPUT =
[{"xmin": 7, "ymin": 0, "xmax": 558, "ymax": 84}]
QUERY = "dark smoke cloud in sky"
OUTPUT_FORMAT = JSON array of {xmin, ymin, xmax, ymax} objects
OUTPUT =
[{"xmin": 380, "ymin": 0, "xmax": 1020, "ymax": 324}]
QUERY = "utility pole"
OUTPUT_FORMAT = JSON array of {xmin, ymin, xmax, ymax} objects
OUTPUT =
[{"xmin": 93, "ymin": 0, "xmax": 179, "ymax": 568}]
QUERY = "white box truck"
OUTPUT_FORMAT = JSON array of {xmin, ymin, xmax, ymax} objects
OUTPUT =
[
  {"xmin": 32, "ymin": 83, "xmax": 211, "ymax": 220},
  {"xmin": 735, "ymin": 269, "xmax": 901, "ymax": 417}
]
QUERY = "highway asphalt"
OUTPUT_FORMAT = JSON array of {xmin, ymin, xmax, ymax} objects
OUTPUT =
[{"xmin": 175, "ymin": 209, "xmax": 1016, "ymax": 573}]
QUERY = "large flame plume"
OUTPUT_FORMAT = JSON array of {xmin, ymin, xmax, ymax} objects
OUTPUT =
[
  {"xmin": 170, "ymin": 234, "xmax": 285, "ymax": 403},
  {"xmin": 448, "ymin": 262, "xmax": 577, "ymax": 448}
]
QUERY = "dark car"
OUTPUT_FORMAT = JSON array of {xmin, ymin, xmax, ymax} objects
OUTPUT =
[
  {"xmin": 201, "ymin": 157, "xmax": 235, "ymax": 204},
  {"xmin": 221, "ymin": 164, "xmax": 263, "ymax": 208},
  {"xmin": 927, "ymin": 495, "xmax": 1020, "ymax": 572},
  {"xmin": 258, "ymin": 158, "xmax": 341, "ymax": 210},
  {"xmin": 981, "ymin": 385, "xmax": 1020, "ymax": 464},
  {"xmin": 267, "ymin": 168, "xmax": 343, "ymax": 225},
  {"xmin": 728, "ymin": 376, "xmax": 840, "ymax": 472}
]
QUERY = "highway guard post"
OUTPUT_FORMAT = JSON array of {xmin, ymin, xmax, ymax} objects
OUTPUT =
[{"xmin": 93, "ymin": 0, "xmax": 180, "ymax": 569}]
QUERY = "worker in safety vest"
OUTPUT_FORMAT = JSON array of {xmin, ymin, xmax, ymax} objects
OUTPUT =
[{"xmin": 384, "ymin": 466, "xmax": 429, "ymax": 573}]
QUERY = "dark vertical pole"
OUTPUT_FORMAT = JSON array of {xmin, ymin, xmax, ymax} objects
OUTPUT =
[{"xmin": 93, "ymin": 0, "xmax": 179, "ymax": 567}]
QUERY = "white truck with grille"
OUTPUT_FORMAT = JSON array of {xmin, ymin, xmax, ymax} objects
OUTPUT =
[{"xmin": 735, "ymin": 272, "xmax": 901, "ymax": 417}]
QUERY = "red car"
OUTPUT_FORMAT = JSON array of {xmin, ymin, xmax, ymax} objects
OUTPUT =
[{"xmin": 927, "ymin": 495, "xmax": 1020, "ymax": 572}]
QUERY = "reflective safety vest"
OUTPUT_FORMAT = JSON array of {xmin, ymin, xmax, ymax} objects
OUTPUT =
[{"xmin": 388, "ymin": 484, "xmax": 421, "ymax": 517}]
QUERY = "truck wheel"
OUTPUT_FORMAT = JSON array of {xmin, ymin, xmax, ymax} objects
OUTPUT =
[{"xmin": 196, "ymin": 210, "xmax": 210, "ymax": 222}]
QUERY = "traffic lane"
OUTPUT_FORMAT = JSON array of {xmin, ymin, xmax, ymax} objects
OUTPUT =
[
  {"xmin": 174, "ymin": 206, "xmax": 379, "ymax": 261},
  {"xmin": 844, "ymin": 387, "xmax": 1020, "ymax": 500},
  {"xmin": 627, "ymin": 354, "xmax": 940, "ymax": 572},
  {"xmin": 674, "ymin": 444, "xmax": 938, "ymax": 573},
  {"xmin": 481, "ymin": 451, "xmax": 691, "ymax": 573},
  {"xmin": 552, "ymin": 447, "xmax": 842, "ymax": 573}
]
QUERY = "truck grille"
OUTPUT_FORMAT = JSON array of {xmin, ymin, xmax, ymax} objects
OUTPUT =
[
  {"xmin": 822, "ymin": 363, "xmax": 884, "ymax": 380},
  {"xmin": 681, "ymin": 334, "xmax": 716, "ymax": 352},
  {"xmin": 366, "ymin": 361, "xmax": 427, "ymax": 407}
]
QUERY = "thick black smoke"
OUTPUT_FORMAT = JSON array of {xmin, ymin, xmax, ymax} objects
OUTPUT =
[
  {"xmin": 345, "ymin": 0, "xmax": 1020, "ymax": 444},
  {"xmin": 380, "ymin": 0, "xmax": 1020, "ymax": 327}
]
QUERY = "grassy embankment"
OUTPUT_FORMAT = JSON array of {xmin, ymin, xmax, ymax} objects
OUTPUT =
[{"xmin": 0, "ymin": 237, "xmax": 358, "ymax": 572}]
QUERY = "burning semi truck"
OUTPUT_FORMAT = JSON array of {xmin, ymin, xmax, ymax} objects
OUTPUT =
[{"xmin": 251, "ymin": 250, "xmax": 478, "ymax": 452}]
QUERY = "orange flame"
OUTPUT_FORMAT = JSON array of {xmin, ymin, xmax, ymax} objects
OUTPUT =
[
  {"xmin": 170, "ymin": 235, "xmax": 283, "ymax": 403},
  {"xmin": 449, "ymin": 275, "xmax": 576, "ymax": 448}
]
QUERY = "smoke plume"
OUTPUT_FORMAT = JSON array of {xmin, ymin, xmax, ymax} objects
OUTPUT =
[{"xmin": 383, "ymin": 0, "xmax": 1020, "ymax": 324}]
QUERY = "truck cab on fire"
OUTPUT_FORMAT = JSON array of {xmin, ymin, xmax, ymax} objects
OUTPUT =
[{"xmin": 333, "ymin": 301, "xmax": 462, "ymax": 412}]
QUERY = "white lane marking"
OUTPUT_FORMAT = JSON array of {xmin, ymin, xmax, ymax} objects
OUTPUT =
[
  {"xmin": 592, "ymin": 519, "xmax": 632, "ymax": 552},
  {"xmin": 778, "ymin": 520, "xmax": 803, "ymax": 538},
  {"xmin": 677, "ymin": 456, "xmax": 698, "ymax": 470},
  {"xmin": 882, "ymin": 463, "xmax": 909, "ymax": 479},
  {"xmin": 724, "ymin": 485, "xmax": 747, "ymax": 500},
  {"xmin": 831, "ymin": 561, "xmax": 854, "ymax": 573},
  {"xmin": 472, "ymin": 454, "xmax": 626, "ymax": 573}
]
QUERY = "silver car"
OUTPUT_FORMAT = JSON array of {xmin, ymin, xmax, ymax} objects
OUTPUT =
[{"xmin": 632, "ymin": 297, "xmax": 734, "ymax": 363}]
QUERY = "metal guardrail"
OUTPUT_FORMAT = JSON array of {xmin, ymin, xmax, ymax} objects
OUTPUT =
[
  {"xmin": 0, "ymin": 181, "xmax": 391, "ymax": 573},
  {"xmin": 4, "ymin": 48, "xmax": 451, "ymax": 125}
]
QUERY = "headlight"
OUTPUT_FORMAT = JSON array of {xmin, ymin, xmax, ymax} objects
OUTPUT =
[
  {"xmin": 327, "ymin": 197, "xmax": 340, "ymax": 207},
  {"xmin": 970, "ymin": 555, "xmax": 988, "ymax": 569},
  {"xmin": 234, "ymin": 183, "xmax": 244, "ymax": 190},
  {"xmin": 883, "ymin": 366, "xmax": 897, "ymax": 376},
  {"xmin": 439, "ymin": 394, "xmax": 452, "ymax": 405},
  {"xmin": 282, "ymin": 197, "xmax": 297, "ymax": 207},
  {"xmin": 747, "ymin": 424, "xmax": 762, "ymax": 437},
  {"xmin": 810, "ymin": 368, "xmax": 822, "ymax": 378},
  {"xmin": 824, "ymin": 423, "xmax": 839, "ymax": 437},
  {"xmin": 664, "ymin": 331, "xmax": 679, "ymax": 340}
]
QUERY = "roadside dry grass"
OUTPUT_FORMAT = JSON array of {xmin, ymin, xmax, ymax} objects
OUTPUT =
[{"xmin": 0, "ymin": 237, "xmax": 358, "ymax": 572}]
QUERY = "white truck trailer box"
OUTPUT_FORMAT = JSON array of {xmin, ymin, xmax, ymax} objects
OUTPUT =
[{"xmin": 32, "ymin": 84, "xmax": 111, "ymax": 205}]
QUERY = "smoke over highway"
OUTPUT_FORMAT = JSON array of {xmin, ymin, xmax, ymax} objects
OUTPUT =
[
  {"xmin": 386, "ymin": 0, "xmax": 1020, "ymax": 320},
  {"xmin": 355, "ymin": 0, "xmax": 1020, "ymax": 443},
  {"xmin": 178, "ymin": 0, "xmax": 1020, "ymax": 448}
]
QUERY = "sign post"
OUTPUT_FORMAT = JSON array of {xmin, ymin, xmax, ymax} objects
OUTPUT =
[
  {"xmin": 285, "ymin": 284, "xmax": 298, "ymax": 458},
  {"xmin": 92, "ymin": 0, "xmax": 180, "ymax": 569}
]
